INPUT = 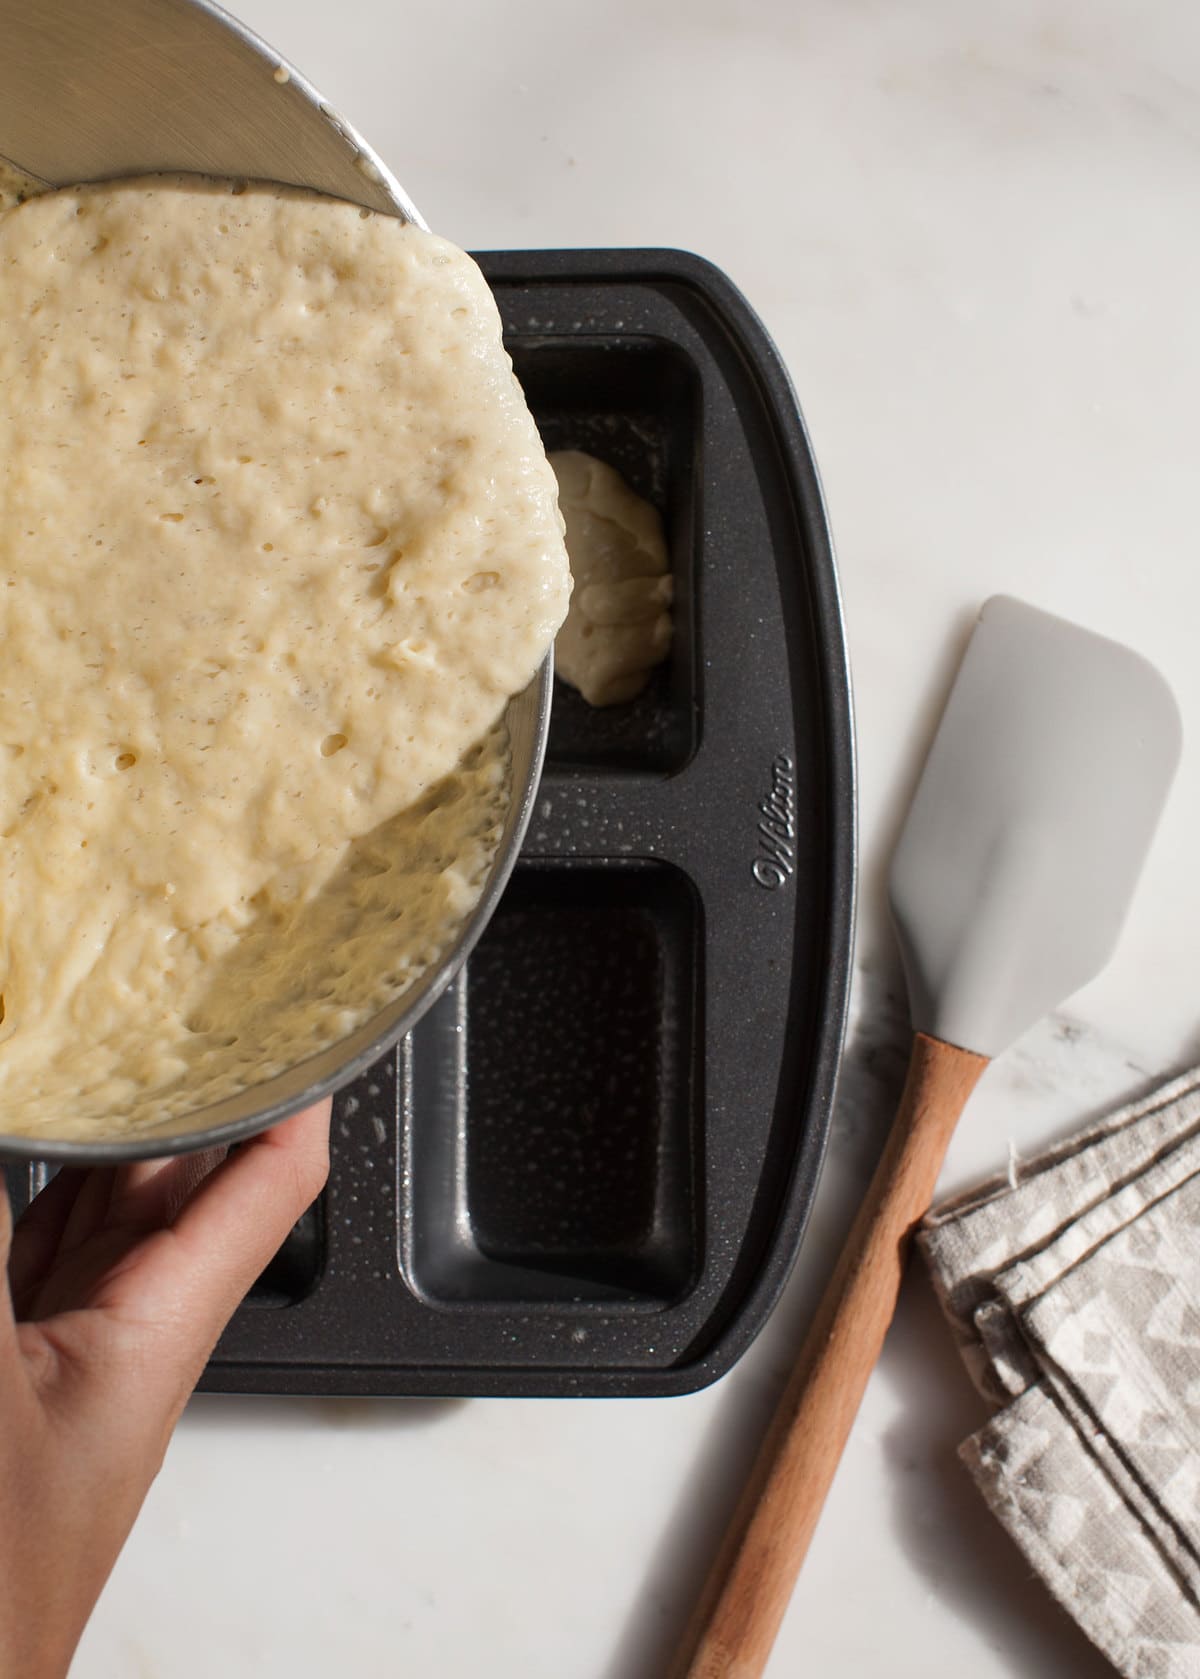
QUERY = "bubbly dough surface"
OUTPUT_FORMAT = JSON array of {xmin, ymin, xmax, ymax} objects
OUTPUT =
[
  {"xmin": 550, "ymin": 451, "xmax": 672, "ymax": 706},
  {"xmin": 0, "ymin": 176, "xmax": 569, "ymax": 1138}
]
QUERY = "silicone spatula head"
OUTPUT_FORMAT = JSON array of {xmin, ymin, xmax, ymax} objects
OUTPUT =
[{"xmin": 889, "ymin": 596, "xmax": 1182, "ymax": 1060}]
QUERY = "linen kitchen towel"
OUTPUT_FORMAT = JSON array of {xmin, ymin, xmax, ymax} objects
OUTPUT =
[{"xmin": 918, "ymin": 1066, "xmax": 1200, "ymax": 1678}]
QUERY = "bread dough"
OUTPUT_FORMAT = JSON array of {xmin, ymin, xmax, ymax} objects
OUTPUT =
[
  {"xmin": 0, "ymin": 156, "xmax": 44, "ymax": 210},
  {"xmin": 0, "ymin": 176, "xmax": 569, "ymax": 1139},
  {"xmin": 549, "ymin": 451, "xmax": 672, "ymax": 706}
]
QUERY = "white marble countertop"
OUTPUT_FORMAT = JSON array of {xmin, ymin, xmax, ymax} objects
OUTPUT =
[{"xmin": 76, "ymin": 1, "xmax": 1198, "ymax": 1673}]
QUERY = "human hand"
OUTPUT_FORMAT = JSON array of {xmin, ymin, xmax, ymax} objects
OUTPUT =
[{"xmin": 0, "ymin": 1101, "xmax": 331, "ymax": 1679}]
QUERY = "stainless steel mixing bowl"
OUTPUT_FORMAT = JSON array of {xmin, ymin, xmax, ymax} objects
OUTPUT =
[{"xmin": 0, "ymin": 0, "xmax": 554, "ymax": 1160}]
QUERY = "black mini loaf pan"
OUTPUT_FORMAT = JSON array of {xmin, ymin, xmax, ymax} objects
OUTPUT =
[{"xmin": 8, "ymin": 249, "xmax": 856, "ymax": 1397}]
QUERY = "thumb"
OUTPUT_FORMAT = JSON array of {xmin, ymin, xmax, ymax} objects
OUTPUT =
[{"xmin": 92, "ymin": 1101, "xmax": 331, "ymax": 1405}]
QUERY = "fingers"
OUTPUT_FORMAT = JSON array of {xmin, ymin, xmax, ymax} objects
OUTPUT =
[
  {"xmin": 9, "ymin": 1166, "xmax": 121, "ymax": 1321},
  {"xmin": 11, "ymin": 1150, "xmax": 227, "ymax": 1315},
  {"xmin": 104, "ymin": 1149, "xmax": 228, "ymax": 1234},
  {"xmin": 9, "ymin": 1107, "xmax": 317, "ymax": 1329},
  {"xmin": 11, "ymin": 1159, "xmax": 210, "ymax": 1321},
  {"xmin": 6, "ymin": 1167, "xmax": 89, "ymax": 1315},
  {"xmin": 56, "ymin": 1166, "xmax": 119, "ymax": 1257},
  {"xmin": 0, "ymin": 1169, "xmax": 13, "ymax": 1347},
  {"xmin": 94, "ymin": 1100, "xmax": 331, "ymax": 1393}
]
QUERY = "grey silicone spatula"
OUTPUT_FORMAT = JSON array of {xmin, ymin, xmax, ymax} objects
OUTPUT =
[{"xmin": 675, "ymin": 595, "xmax": 1182, "ymax": 1679}]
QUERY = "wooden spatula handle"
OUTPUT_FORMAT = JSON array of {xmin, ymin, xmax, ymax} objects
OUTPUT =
[{"xmin": 674, "ymin": 1032, "xmax": 989, "ymax": 1679}]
